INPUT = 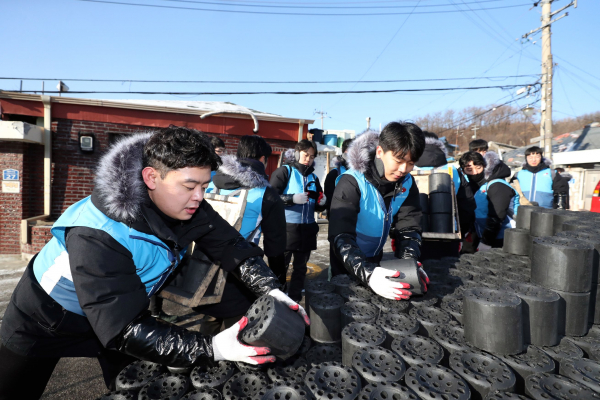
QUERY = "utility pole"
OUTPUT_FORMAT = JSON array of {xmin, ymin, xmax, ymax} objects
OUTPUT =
[
  {"xmin": 314, "ymin": 109, "xmax": 328, "ymax": 130},
  {"xmin": 455, "ymin": 127, "xmax": 463, "ymax": 151},
  {"xmin": 471, "ymin": 124, "xmax": 479, "ymax": 139},
  {"xmin": 523, "ymin": 0, "xmax": 576, "ymax": 160}
]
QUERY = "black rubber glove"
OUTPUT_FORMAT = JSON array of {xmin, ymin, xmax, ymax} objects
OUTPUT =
[
  {"xmin": 279, "ymin": 194, "xmax": 295, "ymax": 206},
  {"xmin": 393, "ymin": 229, "xmax": 422, "ymax": 260},
  {"xmin": 332, "ymin": 233, "xmax": 378, "ymax": 287},
  {"xmin": 481, "ymin": 216, "xmax": 502, "ymax": 245},
  {"xmin": 116, "ymin": 312, "xmax": 213, "ymax": 368},
  {"xmin": 232, "ymin": 256, "xmax": 282, "ymax": 297}
]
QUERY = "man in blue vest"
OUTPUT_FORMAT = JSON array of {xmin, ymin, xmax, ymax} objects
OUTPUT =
[
  {"xmin": 328, "ymin": 122, "xmax": 428, "ymax": 300},
  {"xmin": 460, "ymin": 151, "xmax": 519, "ymax": 250},
  {"xmin": 515, "ymin": 146, "xmax": 554, "ymax": 209},
  {"xmin": 323, "ymin": 138, "xmax": 353, "ymax": 277},
  {"xmin": 0, "ymin": 127, "xmax": 308, "ymax": 399},
  {"xmin": 194, "ymin": 135, "xmax": 287, "ymax": 334}
]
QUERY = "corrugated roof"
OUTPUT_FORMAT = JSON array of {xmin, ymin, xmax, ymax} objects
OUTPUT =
[{"xmin": 502, "ymin": 124, "xmax": 600, "ymax": 167}]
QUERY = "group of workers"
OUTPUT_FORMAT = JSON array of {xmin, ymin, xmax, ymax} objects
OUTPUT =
[{"xmin": 0, "ymin": 122, "xmax": 569, "ymax": 399}]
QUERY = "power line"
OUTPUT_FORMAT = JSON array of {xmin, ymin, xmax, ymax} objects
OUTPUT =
[
  {"xmin": 0, "ymin": 74, "xmax": 540, "ymax": 84},
  {"xmin": 8, "ymin": 83, "xmax": 537, "ymax": 95},
  {"xmin": 325, "ymin": 0, "xmax": 422, "ymax": 111},
  {"xmin": 204, "ymin": 0, "xmax": 501, "ymax": 5},
  {"xmin": 160, "ymin": 0, "xmax": 505, "ymax": 9},
  {"xmin": 435, "ymin": 87, "xmax": 540, "ymax": 135},
  {"xmin": 77, "ymin": 0, "xmax": 532, "ymax": 16}
]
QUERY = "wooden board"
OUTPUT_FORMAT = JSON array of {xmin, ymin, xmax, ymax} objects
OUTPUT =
[
  {"xmin": 157, "ymin": 190, "xmax": 249, "ymax": 307},
  {"xmin": 411, "ymin": 169, "xmax": 462, "ymax": 241}
]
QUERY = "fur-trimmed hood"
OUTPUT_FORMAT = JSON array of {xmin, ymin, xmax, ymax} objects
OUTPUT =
[
  {"xmin": 283, "ymin": 148, "xmax": 296, "ymax": 164},
  {"xmin": 484, "ymin": 150, "xmax": 511, "ymax": 181},
  {"xmin": 425, "ymin": 136, "xmax": 448, "ymax": 157},
  {"xmin": 415, "ymin": 136, "xmax": 448, "ymax": 168},
  {"xmin": 94, "ymin": 132, "xmax": 153, "ymax": 223},
  {"xmin": 346, "ymin": 129, "xmax": 380, "ymax": 173},
  {"xmin": 213, "ymin": 155, "xmax": 269, "ymax": 189}
]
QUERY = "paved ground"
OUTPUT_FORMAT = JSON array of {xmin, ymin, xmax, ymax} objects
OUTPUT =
[{"xmin": 0, "ymin": 222, "xmax": 388, "ymax": 399}]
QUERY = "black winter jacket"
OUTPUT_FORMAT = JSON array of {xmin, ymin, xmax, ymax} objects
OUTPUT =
[
  {"xmin": 323, "ymin": 155, "xmax": 348, "ymax": 215},
  {"xmin": 0, "ymin": 134, "xmax": 281, "ymax": 368},
  {"xmin": 195, "ymin": 156, "xmax": 286, "ymax": 318},
  {"xmin": 327, "ymin": 131, "xmax": 422, "ymax": 287},
  {"xmin": 475, "ymin": 152, "xmax": 516, "ymax": 245},
  {"xmin": 270, "ymin": 157, "xmax": 325, "ymax": 252},
  {"xmin": 415, "ymin": 139, "xmax": 448, "ymax": 168}
]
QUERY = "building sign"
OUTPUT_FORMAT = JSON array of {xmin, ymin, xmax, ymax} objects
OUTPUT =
[
  {"xmin": 2, "ymin": 181, "xmax": 20, "ymax": 193},
  {"xmin": 3, "ymin": 169, "xmax": 19, "ymax": 181}
]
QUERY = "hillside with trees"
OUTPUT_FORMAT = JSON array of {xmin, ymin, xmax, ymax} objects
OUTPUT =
[{"xmin": 412, "ymin": 105, "xmax": 600, "ymax": 152}]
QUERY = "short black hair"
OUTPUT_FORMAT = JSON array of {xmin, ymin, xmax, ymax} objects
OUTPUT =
[
  {"xmin": 459, "ymin": 151, "xmax": 486, "ymax": 169},
  {"xmin": 295, "ymin": 139, "xmax": 317, "ymax": 156},
  {"xmin": 469, "ymin": 139, "xmax": 488, "ymax": 152},
  {"xmin": 143, "ymin": 126, "xmax": 221, "ymax": 178},
  {"xmin": 210, "ymin": 136, "xmax": 225, "ymax": 150},
  {"xmin": 525, "ymin": 146, "xmax": 543, "ymax": 157},
  {"xmin": 342, "ymin": 138, "xmax": 354, "ymax": 153},
  {"xmin": 237, "ymin": 135, "xmax": 272, "ymax": 160},
  {"xmin": 422, "ymin": 131, "xmax": 439, "ymax": 140},
  {"xmin": 379, "ymin": 121, "xmax": 425, "ymax": 162},
  {"xmin": 555, "ymin": 167, "xmax": 565, "ymax": 173}
]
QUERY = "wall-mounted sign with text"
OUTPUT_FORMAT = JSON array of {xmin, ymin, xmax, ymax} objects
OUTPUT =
[
  {"xmin": 2, "ymin": 181, "xmax": 20, "ymax": 193},
  {"xmin": 3, "ymin": 169, "xmax": 19, "ymax": 181}
]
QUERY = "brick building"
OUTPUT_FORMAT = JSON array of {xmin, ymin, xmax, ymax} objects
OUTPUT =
[{"xmin": 0, "ymin": 91, "xmax": 313, "ymax": 257}]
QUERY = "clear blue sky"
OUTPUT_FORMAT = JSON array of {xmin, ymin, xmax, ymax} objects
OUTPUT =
[{"xmin": 2, "ymin": 0, "xmax": 599, "ymax": 135}]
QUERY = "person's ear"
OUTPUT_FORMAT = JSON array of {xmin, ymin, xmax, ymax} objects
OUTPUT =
[
  {"xmin": 376, "ymin": 146, "xmax": 383, "ymax": 159},
  {"xmin": 259, "ymin": 155, "xmax": 267, "ymax": 165},
  {"xmin": 142, "ymin": 167, "xmax": 159, "ymax": 190}
]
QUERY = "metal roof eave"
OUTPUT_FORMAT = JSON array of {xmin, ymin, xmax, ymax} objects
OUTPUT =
[{"xmin": 0, "ymin": 91, "xmax": 315, "ymax": 125}]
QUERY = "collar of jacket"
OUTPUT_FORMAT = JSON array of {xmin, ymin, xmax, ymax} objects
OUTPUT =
[
  {"xmin": 91, "ymin": 132, "xmax": 214, "ymax": 251},
  {"xmin": 289, "ymin": 161, "xmax": 315, "ymax": 176},
  {"xmin": 346, "ymin": 129, "xmax": 404, "ymax": 198},
  {"xmin": 333, "ymin": 155, "xmax": 348, "ymax": 170},
  {"xmin": 213, "ymin": 155, "xmax": 270, "ymax": 190}
]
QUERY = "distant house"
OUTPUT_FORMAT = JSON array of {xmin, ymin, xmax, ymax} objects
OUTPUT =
[{"xmin": 0, "ymin": 91, "xmax": 313, "ymax": 257}]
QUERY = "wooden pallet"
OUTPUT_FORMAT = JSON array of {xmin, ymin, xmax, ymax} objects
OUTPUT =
[
  {"xmin": 411, "ymin": 169, "xmax": 462, "ymax": 241},
  {"xmin": 158, "ymin": 190, "xmax": 249, "ymax": 307}
]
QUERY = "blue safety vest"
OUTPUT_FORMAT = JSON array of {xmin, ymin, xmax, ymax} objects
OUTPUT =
[
  {"xmin": 283, "ymin": 165, "xmax": 317, "ymax": 224},
  {"xmin": 474, "ymin": 179, "xmax": 520, "ymax": 239},
  {"xmin": 414, "ymin": 164, "xmax": 461, "ymax": 195},
  {"xmin": 32, "ymin": 197, "xmax": 186, "ymax": 316},
  {"xmin": 206, "ymin": 171, "xmax": 217, "ymax": 193},
  {"xmin": 516, "ymin": 168, "xmax": 553, "ymax": 209},
  {"xmin": 218, "ymin": 187, "xmax": 267, "ymax": 244},
  {"xmin": 337, "ymin": 169, "xmax": 413, "ymax": 257},
  {"xmin": 337, "ymin": 165, "xmax": 347, "ymax": 175}
]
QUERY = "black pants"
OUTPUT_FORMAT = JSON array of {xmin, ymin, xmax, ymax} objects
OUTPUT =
[
  {"xmin": 0, "ymin": 343, "xmax": 59, "ymax": 400},
  {"xmin": 283, "ymin": 251, "xmax": 311, "ymax": 302},
  {"xmin": 0, "ymin": 343, "xmax": 135, "ymax": 400}
]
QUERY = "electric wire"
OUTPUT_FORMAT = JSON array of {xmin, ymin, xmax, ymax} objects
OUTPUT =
[
  {"xmin": 324, "ymin": 0, "xmax": 422, "ymax": 111},
  {"xmin": 77, "ymin": 0, "xmax": 532, "ymax": 16},
  {"xmin": 0, "ymin": 74, "xmax": 541, "ymax": 84},
  {"xmin": 9, "ymin": 83, "xmax": 536, "ymax": 95},
  {"xmin": 160, "ymin": 0, "xmax": 506, "ymax": 9}
]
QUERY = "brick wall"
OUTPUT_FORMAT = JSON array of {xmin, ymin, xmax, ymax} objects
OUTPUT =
[
  {"xmin": 0, "ymin": 142, "xmax": 24, "ymax": 254},
  {"xmin": 1, "ymin": 119, "xmax": 296, "ymax": 255},
  {"xmin": 21, "ymin": 224, "xmax": 53, "ymax": 256},
  {"xmin": 49, "ymin": 119, "xmax": 296, "ymax": 217}
]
